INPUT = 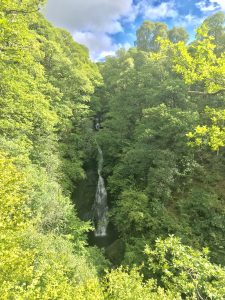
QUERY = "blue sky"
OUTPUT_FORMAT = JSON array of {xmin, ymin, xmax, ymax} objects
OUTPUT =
[{"xmin": 44, "ymin": 0, "xmax": 225, "ymax": 60}]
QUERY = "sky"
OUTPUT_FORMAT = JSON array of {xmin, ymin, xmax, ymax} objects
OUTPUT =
[{"xmin": 43, "ymin": 0, "xmax": 225, "ymax": 61}]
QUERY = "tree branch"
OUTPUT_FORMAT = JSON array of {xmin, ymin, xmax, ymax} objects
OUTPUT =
[
  {"xmin": 4, "ymin": 8, "xmax": 40, "ymax": 15},
  {"xmin": 188, "ymin": 89, "xmax": 225, "ymax": 96}
]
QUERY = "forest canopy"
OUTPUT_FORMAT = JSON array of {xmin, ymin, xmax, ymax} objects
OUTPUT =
[{"xmin": 1, "ymin": 1, "xmax": 225, "ymax": 299}]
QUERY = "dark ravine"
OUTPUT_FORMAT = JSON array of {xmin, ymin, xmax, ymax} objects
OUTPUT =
[{"xmin": 72, "ymin": 145, "xmax": 118, "ymax": 250}]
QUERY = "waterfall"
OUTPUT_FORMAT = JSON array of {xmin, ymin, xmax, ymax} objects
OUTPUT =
[{"xmin": 93, "ymin": 145, "xmax": 109, "ymax": 237}]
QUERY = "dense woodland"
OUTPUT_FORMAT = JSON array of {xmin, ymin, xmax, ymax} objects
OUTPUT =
[{"xmin": 1, "ymin": 0, "xmax": 225, "ymax": 299}]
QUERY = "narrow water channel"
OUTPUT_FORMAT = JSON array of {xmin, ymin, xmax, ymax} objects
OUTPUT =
[{"xmin": 92, "ymin": 145, "xmax": 109, "ymax": 237}]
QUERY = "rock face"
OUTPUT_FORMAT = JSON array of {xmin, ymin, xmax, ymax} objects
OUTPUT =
[
  {"xmin": 73, "ymin": 166, "xmax": 98, "ymax": 221},
  {"xmin": 105, "ymin": 239, "xmax": 126, "ymax": 266}
]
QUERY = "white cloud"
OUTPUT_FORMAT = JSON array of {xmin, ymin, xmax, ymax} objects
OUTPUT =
[
  {"xmin": 95, "ymin": 43, "xmax": 132, "ymax": 61},
  {"xmin": 196, "ymin": 1, "xmax": 218, "ymax": 12},
  {"xmin": 44, "ymin": 0, "xmax": 133, "ymax": 33},
  {"xmin": 43, "ymin": 0, "xmax": 135, "ymax": 60},
  {"xmin": 73, "ymin": 32, "xmax": 112, "ymax": 53},
  {"xmin": 177, "ymin": 14, "xmax": 205, "ymax": 28},
  {"xmin": 138, "ymin": 1, "xmax": 178, "ymax": 20},
  {"xmin": 196, "ymin": 0, "xmax": 225, "ymax": 12},
  {"xmin": 73, "ymin": 31, "xmax": 117, "ymax": 60},
  {"xmin": 94, "ymin": 43, "xmax": 131, "ymax": 61},
  {"xmin": 96, "ymin": 50, "xmax": 118, "ymax": 61},
  {"xmin": 73, "ymin": 31, "xmax": 131, "ymax": 61},
  {"xmin": 216, "ymin": 0, "xmax": 225, "ymax": 10}
]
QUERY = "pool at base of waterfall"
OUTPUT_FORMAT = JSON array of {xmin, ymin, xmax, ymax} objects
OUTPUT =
[{"xmin": 88, "ymin": 221, "xmax": 118, "ymax": 248}]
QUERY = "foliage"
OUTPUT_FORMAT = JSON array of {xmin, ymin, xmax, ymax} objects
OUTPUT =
[
  {"xmin": 2, "ymin": 2, "xmax": 225, "ymax": 298},
  {"xmin": 135, "ymin": 21, "xmax": 168, "ymax": 52},
  {"xmin": 0, "ymin": 1, "xmax": 104, "ymax": 298},
  {"xmin": 104, "ymin": 267, "xmax": 180, "ymax": 300},
  {"xmin": 95, "ymin": 12, "xmax": 225, "ymax": 269},
  {"xmin": 145, "ymin": 236, "xmax": 225, "ymax": 299},
  {"xmin": 156, "ymin": 13, "xmax": 225, "ymax": 151}
]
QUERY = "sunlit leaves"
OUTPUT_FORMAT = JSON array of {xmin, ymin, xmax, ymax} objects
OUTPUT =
[
  {"xmin": 158, "ymin": 22, "xmax": 225, "ymax": 94},
  {"xmin": 0, "ymin": 1, "xmax": 104, "ymax": 298},
  {"xmin": 187, "ymin": 107, "xmax": 225, "ymax": 151},
  {"xmin": 145, "ymin": 236, "xmax": 225, "ymax": 299}
]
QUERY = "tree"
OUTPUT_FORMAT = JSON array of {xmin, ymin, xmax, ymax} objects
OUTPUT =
[
  {"xmin": 104, "ymin": 267, "xmax": 179, "ymax": 300},
  {"xmin": 201, "ymin": 12, "xmax": 225, "ymax": 54},
  {"xmin": 135, "ymin": 21, "xmax": 168, "ymax": 52},
  {"xmin": 145, "ymin": 236, "xmax": 225, "ymax": 299},
  {"xmin": 157, "ymin": 19, "xmax": 225, "ymax": 151},
  {"xmin": 168, "ymin": 26, "xmax": 189, "ymax": 44},
  {"xmin": 0, "ymin": 2, "xmax": 106, "ymax": 298}
]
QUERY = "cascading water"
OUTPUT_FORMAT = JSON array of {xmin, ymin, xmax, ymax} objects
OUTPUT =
[{"xmin": 93, "ymin": 145, "xmax": 109, "ymax": 237}]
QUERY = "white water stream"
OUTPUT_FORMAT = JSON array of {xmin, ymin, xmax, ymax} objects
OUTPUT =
[{"xmin": 93, "ymin": 145, "xmax": 109, "ymax": 237}]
